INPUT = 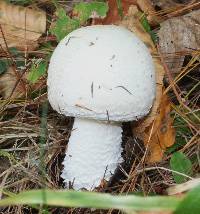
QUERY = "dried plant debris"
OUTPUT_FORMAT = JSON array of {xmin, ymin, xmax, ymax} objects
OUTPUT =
[
  {"xmin": 94, "ymin": 0, "xmax": 136, "ymax": 25},
  {"xmin": 0, "ymin": 67, "xmax": 25, "ymax": 99},
  {"xmin": 133, "ymin": 94, "xmax": 175, "ymax": 163},
  {"xmin": 0, "ymin": 0, "xmax": 199, "ymax": 213},
  {"xmin": 0, "ymin": 1, "xmax": 46, "ymax": 51},
  {"xmin": 158, "ymin": 9, "xmax": 200, "ymax": 77},
  {"xmin": 136, "ymin": 0, "xmax": 163, "ymax": 25},
  {"xmin": 151, "ymin": 0, "xmax": 194, "ymax": 10},
  {"xmin": 0, "ymin": 65, "xmax": 46, "ymax": 104}
]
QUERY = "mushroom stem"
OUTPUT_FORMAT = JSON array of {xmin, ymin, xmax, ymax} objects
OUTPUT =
[{"xmin": 61, "ymin": 118, "xmax": 123, "ymax": 190}]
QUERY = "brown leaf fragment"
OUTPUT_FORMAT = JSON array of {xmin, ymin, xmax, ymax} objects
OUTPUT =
[
  {"xmin": 0, "ymin": 67, "xmax": 25, "ymax": 99},
  {"xmin": 0, "ymin": 1, "xmax": 46, "ymax": 52},
  {"xmin": 0, "ymin": 66, "xmax": 45, "ymax": 102},
  {"xmin": 158, "ymin": 9, "xmax": 200, "ymax": 77},
  {"xmin": 119, "ymin": 6, "xmax": 155, "ymax": 51},
  {"xmin": 94, "ymin": 0, "xmax": 137, "ymax": 25},
  {"xmin": 133, "ymin": 93, "xmax": 175, "ymax": 163},
  {"xmin": 95, "ymin": 0, "xmax": 162, "ymax": 26}
]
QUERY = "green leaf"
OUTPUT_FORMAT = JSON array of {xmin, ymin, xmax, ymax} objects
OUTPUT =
[
  {"xmin": 0, "ymin": 189, "xmax": 180, "ymax": 212},
  {"xmin": 140, "ymin": 14, "xmax": 157, "ymax": 43},
  {"xmin": 175, "ymin": 185, "xmax": 200, "ymax": 214},
  {"xmin": 170, "ymin": 152, "xmax": 192, "ymax": 183},
  {"xmin": 73, "ymin": 1, "xmax": 109, "ymax": 24},
  {"xmin": 50, "ymin": 8, "xmax": 80, "ymax": 41},
  {"xmin": 0, "ymin": 60, "xmax": 10, "ymax": 74},
  {"xmin": 166, "ymin": 115, "xmax": 192, "ymax": 154},
  {"xmin": 27, "ymin": 61, "xmax": 47, "ymax": 84},
  {"xmin": 50, "ymin": 2, "xmax": 108, "ymax": 41}
]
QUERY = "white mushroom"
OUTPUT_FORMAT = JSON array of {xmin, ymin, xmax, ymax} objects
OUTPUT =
[{"xmin": 47, "ymin": 25, "xmax": 156, "ymax": 190}]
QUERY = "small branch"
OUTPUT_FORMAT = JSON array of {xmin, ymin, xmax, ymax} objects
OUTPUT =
[{"xmin": 122, "ymin": 166, "xmax": 194, "ymax": 183}]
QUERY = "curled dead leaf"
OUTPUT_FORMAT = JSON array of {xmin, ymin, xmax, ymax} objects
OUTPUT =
[
  {"xmin": 0, "ymin": 1, "xmax": 46, "ymax": 51},
  {"xmin": 133, "ymin": 94, "xmax": 175, "ymax": 163}
]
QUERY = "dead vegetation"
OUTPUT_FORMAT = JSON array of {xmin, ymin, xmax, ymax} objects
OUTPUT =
[{"xmin": 0, "ymin": 0, "xmax": 199, "ymax": 213}]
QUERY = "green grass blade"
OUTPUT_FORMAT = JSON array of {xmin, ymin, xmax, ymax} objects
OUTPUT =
[
  {"xmin": 0, "ymin": 189, "xmax": 180, "ymax": 211},
  {"xmin": 116, "ymin": 0, "xmax": 123, "ymax": 19},
  {"xmin": 175, "ymin": 185, "xmax": 200, "ymax": 214}
]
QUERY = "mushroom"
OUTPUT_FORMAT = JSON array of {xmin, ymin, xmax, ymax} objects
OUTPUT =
[{"xmin": 47, "ymin": 25, "xmax": 156, "ymax": 190}]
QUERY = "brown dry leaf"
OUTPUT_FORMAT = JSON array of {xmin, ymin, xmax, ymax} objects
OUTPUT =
[
  {"xmin": 0, "ymin": 67, "xmax": 25, "ymax": 99},
  {"xmin": 158, "ymin": 9, "xmax": 200, "ymax": 77},
  {"xmin": 134, "ymin": 93, "xmax": 175, "ymax": 163},
  {"xmin": 0, "ymin": 1, "xmax": 46, "ymax": 51},
  {"xmin": 118, "ymin": 6, "xmax": 175, "ymax": 163},
  {"xmin": 94, "ymin": 0, "xmax": 162, "ymax": 25},
  {"xmin": 119, "ymin": 6, "xmax": 156, "ymax": 51},
  {"xmin": 94, "ymin": 0, "xmax": 137, "ymax": 24},
  {"xmin": 0, "ymin": 66, "xmax": 44, "ymax": 102}
]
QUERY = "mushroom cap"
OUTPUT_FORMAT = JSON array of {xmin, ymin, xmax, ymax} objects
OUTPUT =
[{"xmin": 47, "ymin": 25, "xmax": 156, "ymax": 122}]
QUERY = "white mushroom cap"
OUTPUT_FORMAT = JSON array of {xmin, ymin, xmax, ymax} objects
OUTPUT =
[{"xmin": 48, "ymin": 25, "xmax": 156, "ymax": 122}]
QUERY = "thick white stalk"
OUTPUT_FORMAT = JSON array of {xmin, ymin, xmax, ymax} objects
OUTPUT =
[{"xmin": 61, "ymin": 118, "xmax": 123, "ymax": 190}]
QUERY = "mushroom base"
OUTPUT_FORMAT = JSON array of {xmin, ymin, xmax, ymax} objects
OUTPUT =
[{"xmin": 61, "ymin": 118, "xmax": 123, "ymax": 190}]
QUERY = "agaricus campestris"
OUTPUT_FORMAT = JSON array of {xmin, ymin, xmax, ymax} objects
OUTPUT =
[{"xmin": 47, "ymin": 25, "xmax": 156, "ymax": 190}]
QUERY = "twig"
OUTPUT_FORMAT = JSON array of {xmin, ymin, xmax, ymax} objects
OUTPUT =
[
  {"xmin": 167, "ymin": 178, "xmax": 200, "ymax": 195},
  {"xmin": 122, "ymin": 166, "xmax": 194, "ymax": 183},
  {"xmin": 166, "ymin": 2, "xmax": 200, "ymax": 19}
]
